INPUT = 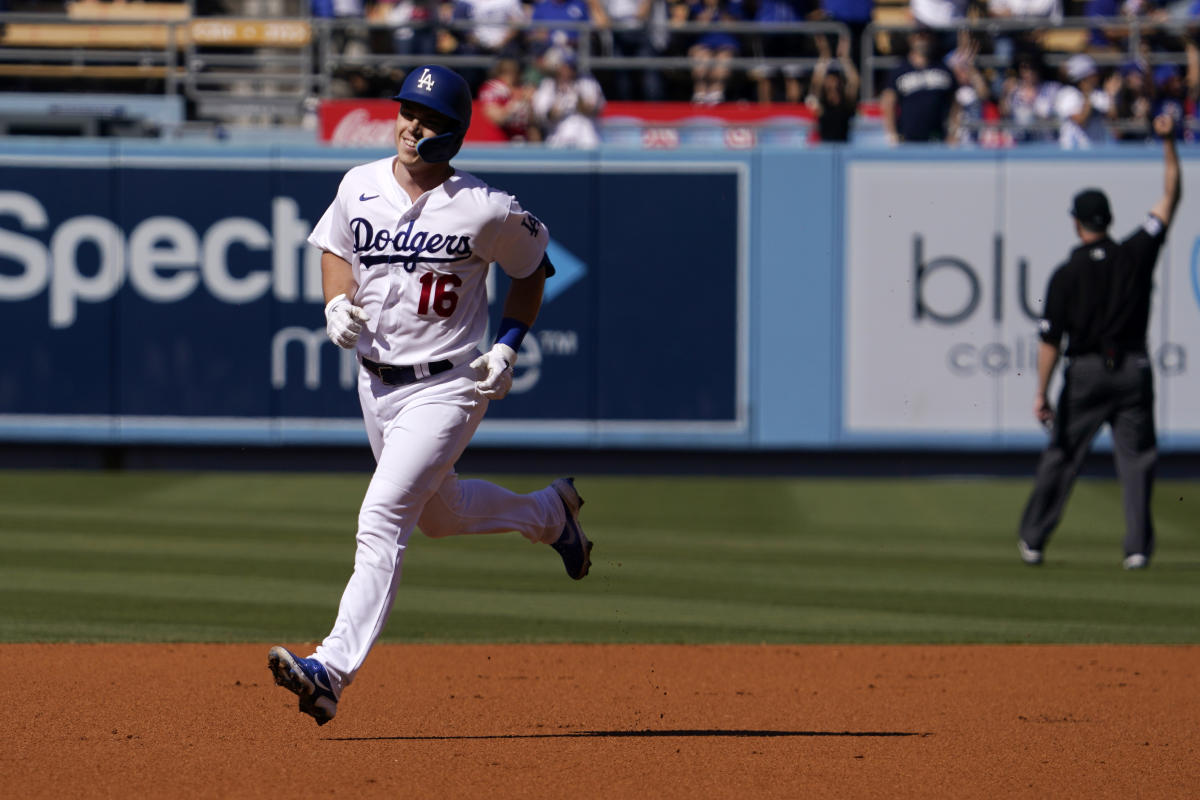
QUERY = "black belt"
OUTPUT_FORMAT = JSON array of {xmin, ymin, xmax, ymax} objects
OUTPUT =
[
  {"xmin": 1071, "ymin": 349, "xmax": 1147, "ymax": 371},
  {"xmin": 361, "ymin": 357, "xmax": 454, "ymax": 386}
]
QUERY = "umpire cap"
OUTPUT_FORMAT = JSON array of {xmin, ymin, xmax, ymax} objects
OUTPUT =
[
  {"xmin": 393, "ymin": 65, "xmax": 473, "ymax": 163},
  {"xmin": 1070, "ymin": 188, "xmax": 1113, "ymax": 232}
]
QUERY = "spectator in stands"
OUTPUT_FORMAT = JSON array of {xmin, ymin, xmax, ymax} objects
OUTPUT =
[
  {"xmin": 748, "ymin": 0, "xmax": 812, "ymax": 105},
  {"xmin": 1082, "ymin": 0, "xmax": 1120, "ymax": 52},
  {"xmin": 479, "ymin": 56, "xmax": 542, "ymax": 141},
  {"xmin": 684, "ymin": 0, "xmax": 745, "ymax": 104},
  {"xmin": 374, "ymin": 0, "xmax": 441, "ymax": 59},
  {"xmin": 327, "ymin": 63, "xmax": 373, "ymax": 98},
  {"xmin": 999, "ymin": 49, "xmax": 1059, "ymax": 142},
  {"xmin": 985, "ymin": 0, "xmax": 1061, "ymax": 21},
  {"xmin": 599, "ymin": 0, "xmax": 669, "ymax": 100},
  {"xmin": 909, "ymin": 0, "xmax": 970, "ymax": 58},
  {"xmin": 529, "ymin": 0, "xmax": 608, "ymax": 54},
  {"xmin": 313, "ymin": 0, "xmax": 370, "ymax": 57},
  {"xmin": 453, "ymin": 0, "xmax": 528, "ymax": 60},
  {"xmin": 400, "ymin": 1, "xmax": 472, "ymax": 66},
  {"xmin": 1053, "ymin": 53, "xmax": 1117, "ymax": 148},
  {"xmin": 1111, "ymin": 60, "xmax": 1153, "ymax": 140},
  {"xmin": 985, "ymin": 0, "xmax": 1061, "ymax": 67},
  {"xmin": 1151, "ymin": 64, "xmax": 1187, "ymax": 138},
  {"xmin": 313, "ymin": 0, "xmax": 374, "ymax": 78},
  {"xmin": 815, "ymin": 0, "xmax": 873, "ymax": 77},
  {"xmin": 880, "ymin": 27, "xmax": 959, "ymax": 143},
  {"xmin": 806, "ymin": 32, "xmax": 860, "ymax": 141},
  {"xmin": 945, "ymin": 31, "xmax": 991, "ymax": 145},
  {"xmin": 532, "ymin": 48, "xmax": 606, "ymax": 146},
  {"xmin": 313, "ymin": 0, "xmax": 358, "ymax": 17},
  {"xmin": 1083, "ymin": 0, "xmax": 1169, "ymax": 55}
]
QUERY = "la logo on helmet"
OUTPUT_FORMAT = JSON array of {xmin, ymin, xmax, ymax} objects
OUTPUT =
[{"xmin": 417, "ymin": 68, "xmax": 435, "ymax": 91}]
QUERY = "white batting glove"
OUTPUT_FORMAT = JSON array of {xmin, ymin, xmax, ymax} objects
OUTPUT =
[
  {"xmin": 325, "ymin": 293, "xmax": 370, "ymax": 350},
  {"xmin": 470, "ymin": 343, "xmax": 516, "ymax": 400}
]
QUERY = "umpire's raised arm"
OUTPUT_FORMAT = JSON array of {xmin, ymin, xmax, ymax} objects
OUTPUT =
[{"xmin": 1150, "ymin": 114, "xmax": 1182, "ymax": 229}]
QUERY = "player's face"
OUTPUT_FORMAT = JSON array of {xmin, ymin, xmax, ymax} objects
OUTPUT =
[{"xmin": 395, "ymin": 101, "xmax": 456, "ymax": 164}]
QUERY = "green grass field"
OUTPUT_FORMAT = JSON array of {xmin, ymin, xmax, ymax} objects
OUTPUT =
[{"xmin": 1, "ymin": 470, "xmax": 1197, "ymax": 644}]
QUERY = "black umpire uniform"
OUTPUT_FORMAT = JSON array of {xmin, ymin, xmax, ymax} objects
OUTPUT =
[{"xmin": 1017, "ymin": 119, "xmax": 1182, "ymax": 569}]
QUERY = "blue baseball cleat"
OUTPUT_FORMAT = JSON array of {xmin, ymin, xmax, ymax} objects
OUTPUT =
[
  {"xmin": 550, "ymin": 477, "xmax": 593, "ymax": 580},
  {"xmin": 268, "ymin": 646, "xmax": 338, "ymax": 726}
]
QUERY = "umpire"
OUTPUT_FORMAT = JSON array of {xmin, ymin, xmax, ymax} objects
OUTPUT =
[{"xmin": 1017, "ymin": 114, "xmax": 1182, "ymax": 570}]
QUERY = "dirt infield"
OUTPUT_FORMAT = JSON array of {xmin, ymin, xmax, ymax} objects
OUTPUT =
[{"xmin": 3, "ymin": 644, "xmax": 1197, "ymax": 798}]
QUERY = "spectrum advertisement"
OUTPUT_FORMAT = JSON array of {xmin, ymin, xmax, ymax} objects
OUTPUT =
[{"xmin": 0, "ymin": 154, "xmax": 744, "ymax": 443}]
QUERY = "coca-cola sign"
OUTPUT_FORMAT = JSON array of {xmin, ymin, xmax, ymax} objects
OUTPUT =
[
  {"xmin": 323, "ymin": 104, "xmax": 396, "ymax": 146},
  {"xmin": 319, "ymin": 99, "xmax": 508, "ymax": 147},
  {"xmin": 318, "ymin": 99, "xmax": 822, "ymax": 149}
]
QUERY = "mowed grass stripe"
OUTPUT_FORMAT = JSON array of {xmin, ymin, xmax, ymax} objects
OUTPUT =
[
  {"xmin": 2, "ymin": 518, "xmax": 1184, "ymax": 573},
  {"xmin": 0, "ymin": 590, "xmax": 337, "ymax": 643},
  {"xmin": 0, "ymin": 504, "xmax": 349, "ymax": 535},
  {"xmin": 5, "ymin": 541, "xmax": 1193, "ymax": 617},
  {"xmin": 8, "ymin": 564, "xmax": 1171, "ymax": 630},
  {"xmin": 409, "ymin": 537, "xmax": 1199, "ymax": 608},
  {"xmin": 6, "ymin": 579, "xmax": 1195, "ymax": 644},
  {"xmin": 1, "ymin": 472, "xmax": 1198, "ymax": 643},
  {"xmin": 6, "ymin": 613, "xmax": 1187, "ymax": 645},
  {"xmin": 0, "ymin": 528, "xmax": 350, "ymax": 561}
]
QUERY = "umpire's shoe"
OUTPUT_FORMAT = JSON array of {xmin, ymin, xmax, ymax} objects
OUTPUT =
[
  {"xmin": 551, "ymin": 477, "xmax": 593, "ymax": 580},
  {"xmin": 1018, "ymin": 540, "xmax": 1043, "ymax": 566},
  {"xmin": 268, "ymin": 646, "xmax": 338, "ymax": 725}
]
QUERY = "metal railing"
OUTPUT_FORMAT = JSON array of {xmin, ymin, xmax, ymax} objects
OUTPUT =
[
  {"xmin": 953, "ymin": 115, "xmax": 1199, "ymax": 144},
  {"xmin": 0, "ymin": 13, "xmax": 860, "ymax": 122},
  {"xmin": 0, "ymin": 12, "xmax": 187, "ymax": 92},
  {"xmin": 1, "ymin": 11, "xmax": 1196, "ymax": 132},
  {"xmin": 313, "ymin": 18, "xmax": 854, "ymax": 83},
  {"xmin": 0, "ymin": 12, "xmax": 318, "ymax": 118},
  {"xmin": 861, "ymin": 15, "xmax": 1198, "ymax": 100}
]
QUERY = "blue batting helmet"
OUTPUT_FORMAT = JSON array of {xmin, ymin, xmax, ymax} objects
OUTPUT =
[{"xmin": 393, "ymin": 65, "xmax": 473, "ymax": 163}]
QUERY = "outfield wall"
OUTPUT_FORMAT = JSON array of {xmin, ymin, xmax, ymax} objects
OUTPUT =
[{"xmin": 0, "ymin": 140, "xmax": 1197, "ymax": 451}]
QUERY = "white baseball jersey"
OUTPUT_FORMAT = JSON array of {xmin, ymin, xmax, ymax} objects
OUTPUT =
[{"xmin": 308, "ymin": 156, "xmax": 550, "ymax": 366}]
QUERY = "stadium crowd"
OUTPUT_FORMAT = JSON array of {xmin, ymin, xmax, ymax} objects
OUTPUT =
[
  {"xmin": 307, "ymin": 0, "xmax": 1200, "ymax": 144},
  {"xmin": 2, "ymin": 0, "xmax": 1199, "ymax": 143}
]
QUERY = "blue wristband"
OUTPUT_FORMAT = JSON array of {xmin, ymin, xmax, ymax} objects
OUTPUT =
[{"xmin": 495, "ymin": 317, "xmax": 529, "ymax": 351}]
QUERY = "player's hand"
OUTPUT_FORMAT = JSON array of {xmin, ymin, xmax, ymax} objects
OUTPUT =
[
  {"xmin": 1152, "ymin": 113, "xmax": 1175, "ymax": 139},
  {"xmin": 1034, "ymin": 393, "xmax": 1054, "ymax": 430},
  {"xmin": 470, "ymin": 343, "xmax": 517, "ymax": 400},
  {"xmin": 325, "ymin": 293, "xmax": 370, "ymax": 349}
]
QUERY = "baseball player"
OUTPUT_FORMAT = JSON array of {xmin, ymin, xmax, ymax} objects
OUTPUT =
[
  {"xmin": 267, "ymin": 65, "xmax": 593, "ymax": 726},
  {"xmin": 1017, "ymin": 114, "xmax": 1181, "ymax": 570}
]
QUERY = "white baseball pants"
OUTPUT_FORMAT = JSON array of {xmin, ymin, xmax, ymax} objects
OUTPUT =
[{"xmin": 311, "ymin": 361, "xmax": 566, "ymax": 694}]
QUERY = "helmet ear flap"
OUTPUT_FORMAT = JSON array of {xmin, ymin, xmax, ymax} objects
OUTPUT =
[
  {"xmin": 416, "ymin": 131, "xmax": 464, "ymax": 163},
  {"xmin": 393, "ymin": 65, "xmax": 473, "ymax": 163}
]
